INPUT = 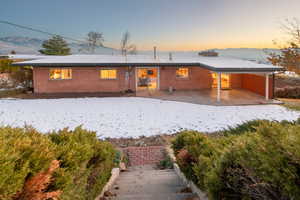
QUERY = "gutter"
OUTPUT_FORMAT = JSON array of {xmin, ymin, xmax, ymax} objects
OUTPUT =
[{"xmin": 12, "ymin": 62, "xmax": 284, "ymax": 73}]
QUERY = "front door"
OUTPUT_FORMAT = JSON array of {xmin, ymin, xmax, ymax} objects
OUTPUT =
[
  {"xmin": 136, "ymin": 68, "xmax": 159, "ymax": 90},
  {"xmin": 212, "ymin": 73, "xmax": 230, "ymax": 89}
]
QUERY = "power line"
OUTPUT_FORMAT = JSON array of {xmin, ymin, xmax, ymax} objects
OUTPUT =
[{"xmin": 0, "ymin": 20, "xmax": 85, "ymax": 44}]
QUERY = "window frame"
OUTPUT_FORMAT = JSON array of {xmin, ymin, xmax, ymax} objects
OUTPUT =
[
  {"xmin": 176, "ymin": 67, "xmax": 190, "ymax": 79},
  {"xmin": 49, "ymin": 68, "xmax": 72, "ymax": 80},
  {"xmin": 99, "ymin": 68, "xmax": 118, "ymax": 80}
]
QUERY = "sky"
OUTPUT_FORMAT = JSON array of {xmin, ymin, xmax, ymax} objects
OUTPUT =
[{"xmin": 1, "ymin": 0, "xmax": 300, "ymax": 51}]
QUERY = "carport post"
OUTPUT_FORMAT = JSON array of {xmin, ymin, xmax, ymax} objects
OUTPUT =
[
  {"xmin": 217, "ymin": 72, "xmax": 221, "ymax": 102},
  {"xmin": 265, "ymin": 73, "xmax": 269, "ymax": 100}
]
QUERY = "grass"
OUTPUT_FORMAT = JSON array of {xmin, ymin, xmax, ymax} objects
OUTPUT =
[
  {"xmin": 0, "ymin": 89, "xmax": 27, "ymax": 98},
  {"xmin": 279, "ymin": 98, "xmax": 300, "ymax": 111}
]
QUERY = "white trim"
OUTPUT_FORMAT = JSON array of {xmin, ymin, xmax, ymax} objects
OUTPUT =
[
  {"xmin": 265, "ymin": 73, "xmax": 269, "ymax": 100},
  {"xmin": 135, "ymin": 66, "xmax": 160, "ymax": 91},
  {"xmin": 217, "ymin": 72, "xmax": 221, "ymax": 102},
  {"xmin": 215, "ymin": 72, "xmax": 273, "ymax": 75}
]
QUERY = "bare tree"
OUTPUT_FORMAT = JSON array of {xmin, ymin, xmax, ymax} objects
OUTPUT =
[
  {"xmin": 80, "ymin": 31, "xmax": 104, "ymax": 53},
  {"xmin": 268, "ymin": 18, "xmax": 300, "ymax": 74},
  {"xmin": 120, "ymin": 31, "xmax": 137, "ymax": 56},
  {"xmin": 281, "ymin": 18, "xmax": 300, "ymax": 45}
]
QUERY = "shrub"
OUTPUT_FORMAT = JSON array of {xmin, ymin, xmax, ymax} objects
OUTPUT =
[
  {"xmin": 0, "ymin": 126, "xmax": 56, "ymax": 200},
  {"xmin": 172, "ymin": 130, "xmax": 233, "ymax": 188},
  {"xmin": 48, "ymin": 127, "xmax": 116, "ymax": 200},
  {"xmin": 275, "ymin": 86, "xmax": 300, "ymax": 98},
  {"xmin": 172, "ymin": 120, "xmax": 300, "ymax": 200},
  {"xmin": 208, "ymin": 122, "xmax": 300, "ymax": 200},
  {"xmin": 0, "ymin": 126, "xmax": 116, "ymax": 200},
  {"xmin": 10, "ymin": 68, "xmax": 33, "ymax": 89},
  {"xmin": 157, "ymin": 154, "xmax": 173, "ymax": 170},
  {"xmin": 217, "ymin": 120, "xmax": 266, "ymax": 136},
  {"xmin": 13, "ymin": 160, "xmax": 61, "ymax": 200}
]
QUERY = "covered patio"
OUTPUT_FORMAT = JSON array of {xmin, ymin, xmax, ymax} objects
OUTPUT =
[{"xmin": 136, "ymin": 89, "xmax": 281, "ymax": 106}]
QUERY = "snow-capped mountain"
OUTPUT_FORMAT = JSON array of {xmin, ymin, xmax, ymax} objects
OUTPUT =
[
  {"xmin": 212, "ymin": 48, "xmax": 280, "ymax": 63},
  {"xmin": 0, "ymin": 36, "xmax": 116, "ymax": 54},
  {"xmin": 0, "ymin": 36, "xmax": 280, "ymax": 63}
]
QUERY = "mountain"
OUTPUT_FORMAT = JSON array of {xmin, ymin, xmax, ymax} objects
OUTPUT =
[
  {"xmin": 0, "ymin": 36, "xmax": 280, "ymax": 63},
  {"xmin": 0, "ymin": 36, "xmax": 116, "ymax": 54},
  {"xmin": 211, "ymin": 48, "xmax": 280, "ymax": 63},
  {"xmin": 139, "ymin": 48, "xmax": 280, "ymax": 63}
]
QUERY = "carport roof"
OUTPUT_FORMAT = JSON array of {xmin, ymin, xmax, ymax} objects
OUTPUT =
[{"xmin": 12, "ymin": 54, "xmax": 283, "ymax": 72}]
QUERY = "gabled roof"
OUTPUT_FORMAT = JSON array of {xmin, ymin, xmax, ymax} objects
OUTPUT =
[{"xmin": 13, "ymin": 54, "xmax": 283, "ymax": 72}]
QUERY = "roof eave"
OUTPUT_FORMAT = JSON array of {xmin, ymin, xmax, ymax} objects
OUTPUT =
[
  {"xmin": 211, "ymin": 67, "xmax": 284, "ymax": 73},
  {"xmin": 12, "ymin": 62, "xmax": 201, "ymax": 67},
  {"xmin": 12, "ymin": 62, "xmax": 284, "ymax": 73}
]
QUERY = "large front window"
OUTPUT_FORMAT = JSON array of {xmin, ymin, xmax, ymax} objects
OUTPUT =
[
  {"xmin": 100, "ymin": 69, "xmax": 117, "ymax": 79},
  {"xmin": 176, "ymin": 67, "xmax": 189, "ymax": 79},
  {"xmin": 50, "ymin": 68, "xmax": 72, "ymax": 80}
]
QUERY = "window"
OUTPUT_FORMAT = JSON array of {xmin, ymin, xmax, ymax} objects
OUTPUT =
[
  {"xmin": 49, "ymin": 68, "xmax": 72, "ymax": 80},
  {"xmin": 100, "ymin": 69, "xmax": 117, "ymax": 79},
  {"xmin": 176, "ymin": 67, "xmax": 189, "ymax": 79}
]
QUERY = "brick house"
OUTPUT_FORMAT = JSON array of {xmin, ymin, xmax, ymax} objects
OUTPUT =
[{"xmin": 14, "ymin": 55, "xmax": 283, "ymax": 102}]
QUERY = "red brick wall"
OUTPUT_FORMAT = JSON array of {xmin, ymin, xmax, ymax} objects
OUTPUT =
[
  {"xmin": 230, "ymin": 74, "xmax": 242, "ymax": 89},
  {"xmin": 159, "ymin": 66, "xmax": 212, "ymax": 90},
  {"xmin": 122, "ymin": 146, "xmax": 165, "ymax": 166},
  {"xmin": 241, "ymin": 74, "xmax": 274, "ymax": 98},
  {"xmin": 33, "ymin": 67, "xmax": 136, "ymax": 93},
  {"xmin": 33, "ymin": 66, "xmax": 274, "ymax": 99}
]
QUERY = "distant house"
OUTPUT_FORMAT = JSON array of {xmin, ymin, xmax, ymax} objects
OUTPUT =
[{"xmin": 13, "ymin": 55, "xmax": 283, "ymax": 102}]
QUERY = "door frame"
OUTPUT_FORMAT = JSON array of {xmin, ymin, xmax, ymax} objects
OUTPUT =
[{"xmin": 135, "ymin": 66, "xmax": 160, "ymax": 91}]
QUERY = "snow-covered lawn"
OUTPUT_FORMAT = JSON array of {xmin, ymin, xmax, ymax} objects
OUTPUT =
[{"xmin": 0, "ymin": 97, "xmax": 299, "ymax": 138}]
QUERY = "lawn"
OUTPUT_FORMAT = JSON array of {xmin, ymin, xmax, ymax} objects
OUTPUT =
[
  {"xmin": 280, "ymin": 98, "xmax": 300, "ymax": 111},
  {"xmin": 0, "ymin": 97, "xmax": 298, "ymax": 138}
]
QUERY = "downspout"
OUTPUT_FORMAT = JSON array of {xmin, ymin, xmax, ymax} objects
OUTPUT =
[
  {"xmin": 127, "ymin": 66, "xmax": 132, "ymax": 93},
  {"xmin": 272, "ymin": 73, "xmax": 275, "ymax": 99},
  {"xmin": 32, "ymin": 66, "xmax": 35, "ymax": 93}
]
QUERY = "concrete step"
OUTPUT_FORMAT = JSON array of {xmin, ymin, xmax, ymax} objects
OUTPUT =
[
  {"xmin": 115, "ymin": 175, "xmax": 184, "ymax": 184},
  {"xmin": 107, "ymin": 165, "xmax": 199, "ymax": 200},
  {"xmin": 109, "ymin": 193, "xmax": 198, "ymax": 200},
  {"xmin": 112, "ymin": 185, "xmax": 186, "ymax": 195}
]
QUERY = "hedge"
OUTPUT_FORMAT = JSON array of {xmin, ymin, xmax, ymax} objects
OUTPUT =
[
  {"xmin": 172, "ymin": 119, "xmax": 300, "ymax": 200},
  {"xmin": 0, "ymin": 126, "xmax": 116, "ymax": 200},
  {"xmin": 275, "ymin": 87, "xmax": 300, "ymax": 98}
]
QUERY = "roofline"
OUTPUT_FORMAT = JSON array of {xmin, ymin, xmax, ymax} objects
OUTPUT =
[{"xmin": 12, "ymin": 62, "xmax": 284, "ymax": 72}]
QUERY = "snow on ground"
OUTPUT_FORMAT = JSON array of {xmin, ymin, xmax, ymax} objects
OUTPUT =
[{"xmin": 0, "ymin": 97, "xmax": 299, "ymax": 138}]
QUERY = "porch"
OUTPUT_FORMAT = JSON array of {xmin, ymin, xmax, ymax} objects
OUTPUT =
[{"xmin": 136, "ymin": 89, "xmax": 281, "ymax": 106}]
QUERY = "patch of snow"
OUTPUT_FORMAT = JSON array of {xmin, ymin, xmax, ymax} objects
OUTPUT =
[
  {"xmin": 283, "ymin": 71, "xmax": 299, "ymax": 78},
  {"xmin": 8, "ymin": 54, "xmax": 60, "ymax": 60},
  {"xmin": 0, "ymin": 97, "xmax": 298, "ymax": 138}
]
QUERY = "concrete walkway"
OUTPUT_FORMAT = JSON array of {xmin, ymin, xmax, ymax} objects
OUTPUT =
[
  {"xmin": 136, "ymin": 89, "xmax": 281, "ymax": 106},
  {"xmin": 106, "ymin": 165, "xmax": 199, "ymax": 200}
]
